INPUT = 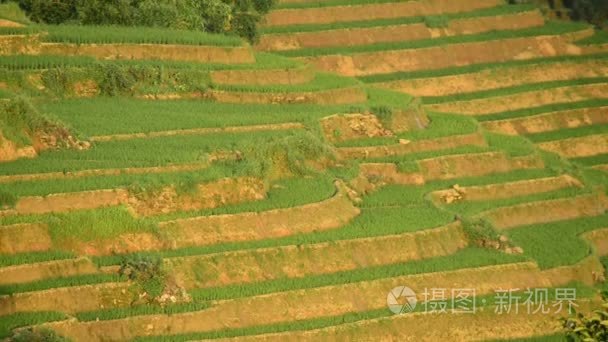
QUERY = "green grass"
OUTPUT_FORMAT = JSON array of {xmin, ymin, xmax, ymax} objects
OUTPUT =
[
  {"xmin": 75, "ymin": 301, "xmax": 211, "ymax": 322},
  {"xmin": 0, "ymin": 273, "xmax": 121, "ymax": 296},
  {"xmin": 276, "ymin": 21, "xmax": 589, "ymax": 57},
  {"xmin": 526, "ymin": 124, "xmax": 608, "ymax": 143},
  {"xmin": 571, "ymin": 153, "xmax": 608, "ymax": 167},
  {"xmin": 0, "ymin": 2, "xmax": 31, "ymax": 23},
  {"xmin": 263, "ymin": 4, "xmax": 536, "ymax": 32},
  {"xmin": 0, "ymin": 250, "xmax": 77, "ymax": 268},
  {"xmin": 358, "ymin": 53, "xmax": 608, "ymax": 83},
  {"xmin": 477, "ymin": 99, "xmax": 608, "ymax": 122},
  {"xmin": 0, "ymin": 52, "xmax": 299, "ymax": 71},
  {"xmin": 577, "ymin": 29, "xmax": 608, "ymax": 45},
  {"xmin": 424, "ymin": 77, "xmax": 608, "ymax": 105},
  {"xmin": 214, "ymin": 72, "xmax": 361, "ymax": 93},
  {"xmin": 508, "ymin": 214, "xmax": 608, "ymax": 269},
  {"xmin": 39, "ymin": 24, "xmax": 243, "ymax": 46}
]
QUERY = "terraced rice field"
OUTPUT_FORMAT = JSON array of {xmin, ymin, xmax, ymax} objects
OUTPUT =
[{"xmin": 1, "ymin": 0, "xmax": 608, "ymax": 341}]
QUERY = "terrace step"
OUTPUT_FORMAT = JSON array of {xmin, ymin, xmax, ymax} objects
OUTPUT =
[
  {"xmin": 303, "ymin": 32, "xmax": 589, "ymax": 77},
  {"xmin": 43, "ymin": 257, "xmax": 603, "ymax": 341},
  {"xmin": 418, "ymin": 152, "xmax": 545, "ymax": 181},
  {"xmin": 263, "ymin": 0, "xmax": 502, "ymax": 27},
  {"xmin": 0, "ymin": 257, "xmax": 98, "ymax": 286},
  {"xmin": 430, "ymin": 174, "xmax": 583, "ymax": 205},
  {"xmin": 583, "ymin": 228, "xmax": 608, "ymax": 256},
  {"xmin": 536, "ymin": 133, "xmax": 608, "ymax": 158},
  {"xmin": 0, "ymin": 223, "xmax": 51, "ymax": 255},
  {"xmin": 482, "ymin": 106, "xmax": 608, "ymax": 136},
  {"xmin": 336, "ymin": 131, "xmax": 486, "ymax": 159},
  {"xmin": 257, "ymin": 11, "xmax": 544, "ymax": 51},
  {"xmin": 168, "ymin": 222, "xmax": 467, "ymax": 289},
  {"xmin": 481, "ymin": 192, "xmax": 608, "ymax": 230},
  {"xmin": 428, "ymin": 83, "xmax": 608, "ymax": 116},
  {"xmin": 377, "ymin": 58, "xmax": 608, "ymax": 97},
  {"xmin": 210, "ymin": 66, "xmax": 314, "ymax": 85}
]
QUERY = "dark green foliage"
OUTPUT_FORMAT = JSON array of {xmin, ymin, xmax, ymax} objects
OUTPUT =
[
  {"xmin": 0, "ymin": 191, "xmax": 17, "ymax": 207},
  {"xmin": 566, "ymin": 0, "xmax": 608, "ymax": 28},
  {"xmin": 41, "ymin": 68, "xmax": 72, "ymax": 96},
  {"xmin": 119, "ymin": 255, "xmax": 166, "ymax": 300},
  {"xmin": 561, "ymin": 297, "xmax": 608, "ymax": 341},
  {"xmin": 7, "ymin": 327, "xmax": 70, "ymax": 342},
  {"xmin": 18, "ymin": 0, "xmax": 77, "ymax": 24},
  {"xmin": 96, "ymin": 64, "xmax": 136, "ymax": 96}
]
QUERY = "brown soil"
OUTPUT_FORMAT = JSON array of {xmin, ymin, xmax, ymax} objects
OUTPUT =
[
  {"xmin": 258, "ymin": 11, "xmax": 543, "ymax": 51},
  {"xmin": 443, "ymin": 83, "xmax": 608, "ymax": 115},
  {"xmin": 320, "ymin": 113, "xmax": 393, "ymax": 143},
  {"xmin": 537, "ymin": 133, "xmax": 608, "ymax": 158},
  {"xmin": 0, "ymin": 19, "xmax": 24, "ymax": 28},
  {"xmin": 0, "ymin": 257, "xmax": 98, "ymax": 286},
  {"xmin": 305, "ymin": 34, "xmax": 585, "ymax": 76},
  {"xmin": 168, "ymin": 222, "xmax": 467, "ymax": 289},
  {"xmin": 0, "ymin": 223, "xmax": 52, "ymax": 254},
  {"xmin": 430, "ymin": 174, "xmax": 583, "ymax": 204},
  {"xmin": 72, "ymin": 80, "xmax": 100, "ymax": 97},
  {"xmin": 594, "ymin": 164, "xmax": 608, "ymax": 172},
  {"xmin": 127, "ymin": 177, "xmax": 266, "ymax": 217},
  {"xmin": 337, "ymin": 132, "xmax": 487, "ymax": 159},
  {"xmin": 380, "ymin": 59, "xmax": 608, "ymax": 97},
  {"xmin": 263, "ymin": 0, "xmax": 502, "ymax": 27},
  {"xmin": 0, "ymin": 282, "xmax": 131, "ymax": 316},
  {"xmin": 429, "ymin": 83, "xmax": 608, "ymax": 116},
  {"xmin": 208, "ymin": 87, "xmax": 367, "ymax": 105},
  {"xmin": 15, "ymin": 189, "xmax": 129, "ymax": 215},
  {"xmin": 159, "ymin": 181, "xmax": 359, "ymax": 249},
  {"xmin": 482, "ymin": 192, "xmax": 608, "ymax": 230},
  {"xmin": 210, "ymin": 66, "xmax": 314, "ymax": 85},
  {"xmin": 482, "ymin": 106, "xmax": 608, "ymax": 135},
  {"xmin": 419, "ymin": 152, "xmax": 545, "ymax": 181},
  {"xmin": 359, "ymin": 163, "xmax": 425, "ymax": 185},
  {"xmin": 0, "ymin": 132, "xmax": 37, "ymax": 162},
  {"xmin": 44, "ymin": 259, "xmax": 603, "ymax": 341},
  {"xmin": 0, "ymin": 161, "xmax": 212, "ymax": 184},
  {"xmin": 35, "ymin": 43, "xmax": 255, "ymax": 64},
  {"xmin": 584, "ymin": 228, "xmax": 608, "ymax": 256},
  {"xmin": 0, "ymin": 34, "xmax": 40, "ymax": 55},
  {"xmin": 90, "ymin": 123, "xmax": 304, "ymax": 143}
]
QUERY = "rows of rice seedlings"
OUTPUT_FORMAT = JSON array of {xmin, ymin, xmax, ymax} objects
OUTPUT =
[
  {"xmin": 507, "ymin": 214, "xmax": 608, "ymax": 269},
  {"xmin": 334, "ymin": 112, "xmax": 479, "ymax": 147},
  {"xmin": 423, "ymin": 77, "xmax": 608, "ymax": 105},
  {"xmin": 38, "ymin": 24, "xmax": 244, "ymax": 46},
  {"xmin": 41, "ymin": 98, "xmax": 346, "ymax": 137},
  {"xmin": 0, "ymin": 52, "xmax": 299, "ymax": 71},
  {"xmin": 0, "ymin": 129, "xmax": 300, "ymax": 175},
  {"xmin": 213, "ymin": 72, "xmax": 362, "ymax": 93},
  {"xmin": 273, "ymin": 0, "xmax": 411, "ymax": 10},
  {"xmin": 74, "ymin": 302, "xmax": 212, "ymax": 322},
  {"xmin": 526, "ymin": 124, "xmax": 608, "ymax": 143},
  {"xmin": 0, "ymin": 273, "xmax": 120, "ymax": 296},
  {"xmin": 572, "ymin": 153, "xmax": 608, "ymax": 167},
  {"xmin": 78, "ymin": 248, "xmax": 524, "ymax": 325},
  {"xmin": 261, "ymin": 4, "xmax": 536, "ymax": 34},
  {"xmin": 0, "ymin": 26, "xmax": 40, "ymax": 35},
  {"xmin": 132, "ymin": 284, "xmax": 594, "ymax": 342},
  {"xmin": 275, "ymin": 21, "xmax": 589, "ymax": 57},
  {"xmin": 358, "ymin": 53, "xmax": 608, "ymax": 83},
  {"xmin": 477, "ymin": 99, "xmax": 608, "ymax": 122},
  {"xmin": 0, "ymin": 250, "xmax": 77, "ymax": 268}
]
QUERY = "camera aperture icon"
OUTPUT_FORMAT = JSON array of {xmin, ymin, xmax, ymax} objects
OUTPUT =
[{"xmin": 387, "ymin": 286, "xmax": 417, "ymax": 314}]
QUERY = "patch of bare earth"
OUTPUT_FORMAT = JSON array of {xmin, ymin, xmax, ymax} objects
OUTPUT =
[
  {"xmin": 305, "ymin": 34, "xmax": 586, "ymax": 77},
  {"xmin": 418, "ymin": 152, "xmax": 544, "ymax": 181},
  {"xmin": 168, "ymin": 222, "xmax": 467, "ymax": 288},
  {"xmin": 128, "ymin": 177, "xmax": 266, "ymax": 217},
  {"xmin": 0, "ymin": 257, "xmax": 98, "ymax": 286},
  {"xmin": 537, "ymin": 133, "xmax": 608, "ymax": 158},
  {"xmin": 583, "ymin": 228, "xmax": 608, "ymax": 256},
  {"xmin": 0, "ymin": 132, "xmax": 37, "ymax": 162},
  {"xmin": 258, "ymin": 11, "xmax": 543, "ymax": 51},
  {"xmin": 263, "ymin": 0, "xmax": 502, "ymax": 26},
  {"xmin": 0, "ymin": 223, "xmax": 51, "ymax": 254},
  {"xmin": 380, "ymin": 59, "xmax": 608, "ymax": 97},
  {"xmin": 430, "ymin": 174, "xmax": 583, "ymax": 204},
  {"xmin": 0, "ymin": 19, "xmax": 24, "ymax": 28},
  {"xmin": 320, "ymin": 113, "xmax": 393, "ymax": 143},
  {"xmin": 208, "ymin": 87, "xmax": 367, "ymax": 105},
  {"xmin": 337, "ymin": 132, "xmax": 486, "ymax": 159},
  {"xmin": 429, "ymin": 83, "xmax": 608, "ymax": 116},
  {"xmin": 44, "ymin": 258, "xmax": 604, "ymax": 341},
  {"xmin": 482, "ymin": 193, "xmax": 608, "ymax": 230},
  {"xmin": 14, "ymin": 189, "xmax": 128, "ymax": 215},
  {"xmin": 482, "ymin": 106, "xmax": 608, "ymax": 135}
]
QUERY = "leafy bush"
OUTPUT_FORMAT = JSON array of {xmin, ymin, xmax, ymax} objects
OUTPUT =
[
  {"xmin": 95, "ymin": 64, "xmax": 136, "ymax": 96},
  {"xmin": 8, "ymin": 327, "xmax": 70, "ymax": 342},
  {"xmin": 561, "ymin": 297, "xmax": 608, "ymax": 341},
  {"xmin": 119, "ymin": 255, "xmax": 166, "ymax": 301}
]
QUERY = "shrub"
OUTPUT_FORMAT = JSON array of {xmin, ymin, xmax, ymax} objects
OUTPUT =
[
  {"xmin": 41, "ymin": 68, "xmax": 72, "ymax": 96},
  {"xmin": 119, "ymin": 255, "xmax": 166, "ymax": 301},
  {"xmin": 561, "ymin": 297, "xmax": 608, "ymax": 341},
  {"xmin": 18, "ymin": 0, "xmax": 77, "ymax": 24},
  {"xmin": 95, "ymin": 64, "xmax": 136, "ymax": 96},
  {"xmin": 8, "ymin": 327, "xmax": 70, "ymax": 342}
]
